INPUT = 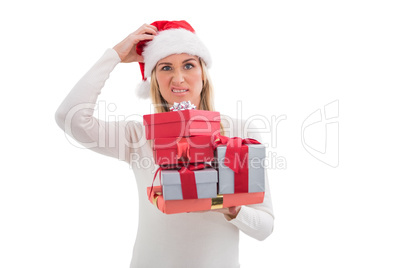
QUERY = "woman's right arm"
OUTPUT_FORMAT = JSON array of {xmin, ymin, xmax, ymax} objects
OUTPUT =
[{"xmin": 55, "ymin": 24, "xmax": 158, "ymax": 162}]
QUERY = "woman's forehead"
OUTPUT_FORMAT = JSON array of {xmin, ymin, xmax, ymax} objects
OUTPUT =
[{"xmin": 158, "ymin": 53, "xmax": 198, "ymax": 63}]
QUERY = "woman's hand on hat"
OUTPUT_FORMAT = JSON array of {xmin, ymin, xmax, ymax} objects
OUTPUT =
[{"xmin": 113, "ymin": 24, "xmax": 158, "ymax": 63}]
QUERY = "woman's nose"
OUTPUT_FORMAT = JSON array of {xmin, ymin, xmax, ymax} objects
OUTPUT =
[{"xmin": 172, "ymin": 69, "xmax": 184, "ymax": 84}]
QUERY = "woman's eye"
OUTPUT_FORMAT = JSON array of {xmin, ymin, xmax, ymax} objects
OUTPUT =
[
  {"xmin": 161, "ymin": 66, "xmax": 172, "ymax": 71},
  {"xmin": 184, "ymin": 63, "xmax": 194, "ymax": 70}
]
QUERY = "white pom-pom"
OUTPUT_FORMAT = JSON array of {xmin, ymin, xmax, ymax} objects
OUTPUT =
[{"xmin": 136, "ymin": 80, "xmax": 151, "ymax": 99}]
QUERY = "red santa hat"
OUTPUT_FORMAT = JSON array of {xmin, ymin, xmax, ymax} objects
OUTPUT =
[{"xmin": 135, "ymin": 20, "xmax": 212, "ymax": 99}]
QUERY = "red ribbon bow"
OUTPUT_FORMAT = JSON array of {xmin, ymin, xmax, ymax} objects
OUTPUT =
[
  {"xmin": 176, "ymin": 137, "xmax": 190, "ymax": 160},
  {"xmin": 214, "ymin": 134, "xmax": 261, "ymax": 193},
  {"xmin": 214, "ymin": 134, "xmax": 261, "ymax": 173}
]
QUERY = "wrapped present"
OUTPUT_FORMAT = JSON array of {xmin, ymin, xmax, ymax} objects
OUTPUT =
[
  {"xmin": 143, "ymin": 109, "xmax": 221, "ymax": 140},
  {"xmin": 213, "ymin": 135, "xmax": 266, "ymax": 194},
  {"xmin": 147, "ymin": 186, "xmax": 265, "ymax": 214},
  {"xmin": 153, "ymin": 136, "xmax": 215, "ymax": 165},
  {"xmin": 155, "ymin": 164, "xmax": 218, "ymax": 201}
]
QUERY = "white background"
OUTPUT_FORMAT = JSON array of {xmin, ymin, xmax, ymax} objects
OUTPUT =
[{"xmin": 1, "ymin": 0, "xmax": 401, "ymax": 267}]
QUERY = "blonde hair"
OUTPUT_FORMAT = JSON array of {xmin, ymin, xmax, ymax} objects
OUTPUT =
[{"xmin": 150, "ymin": 57, "xmax": 224, "ymax": 135}]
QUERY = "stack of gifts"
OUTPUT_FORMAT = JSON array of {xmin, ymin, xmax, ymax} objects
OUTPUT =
[{"xmin": 143, "ymin": 101, "xmax": 266, "ymax": 214}]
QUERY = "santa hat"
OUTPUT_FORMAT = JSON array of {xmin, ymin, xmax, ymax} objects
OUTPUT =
[{"xmin": 135, "ymin": 20, "xmax": 212, "ymax": 99}]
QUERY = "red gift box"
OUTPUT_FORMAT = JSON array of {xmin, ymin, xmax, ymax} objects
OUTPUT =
[
  {"xmin": 143, "ymin": 110, "xmax": 221, "ymax": 140},
  {"xmin": 153, "ymin": 136, "xmax": 215, "ymax": 165},
  {"xmin": 147, "ymin": 186, "xmax": 265, "ymax": 214}
]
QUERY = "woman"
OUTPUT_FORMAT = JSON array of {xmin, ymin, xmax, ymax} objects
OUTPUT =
[{"xmin": 55, "ymin": 20, "xmax": 274, "ymax": 268}]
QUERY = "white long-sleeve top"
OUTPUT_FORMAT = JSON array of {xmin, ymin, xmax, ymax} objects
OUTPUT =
[{"xmin": 55, "ymin": 48, "xmax": 274, "ymax": 268}]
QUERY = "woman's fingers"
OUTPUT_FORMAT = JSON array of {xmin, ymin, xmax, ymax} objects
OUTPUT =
[
  {"xmin": 136, "ymin": 33, "xmax": 156, "ymax": 42},
  {"xmin": 127, "ymin": 27, "xmax": 157, "ymax": 47},
  {"xmin": 114, "ymin": 23, "xmax": 158, "ymax": 63},
  {"xmin": 142, "ymin": 24, "xmax": 158, "ymax": 35},
  {"xmin": 134, "ymin": 24, "xmax": 158, "ymax": 36}
]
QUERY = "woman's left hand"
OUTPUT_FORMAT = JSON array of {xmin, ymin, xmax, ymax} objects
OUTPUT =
[{"xmin": 195, "ymin": 206, "xmax": 241, "ymax": 220}]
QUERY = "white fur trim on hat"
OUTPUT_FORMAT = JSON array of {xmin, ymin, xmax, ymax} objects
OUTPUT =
[
  {"xmin": 135, "ymin": 80, "xmax": 151, "ymax": 99},
  {"xmin": 142, "ymin": 28, "xmax": 211, "ymax": 78}
]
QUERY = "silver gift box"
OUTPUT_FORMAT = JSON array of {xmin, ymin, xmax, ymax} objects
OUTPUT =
[
  {"xmin": 161, "ymin": 168, "xmax": 218, "ymax": 201},
  {"xmin": 214, "ymin": 144, "xmax": 266, "ymax": 194}
]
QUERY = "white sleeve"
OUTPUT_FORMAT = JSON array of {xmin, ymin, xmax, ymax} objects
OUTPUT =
[
  {"xmin": 224, "ymin": 118, "xmax": 275, "ymax": 241},
  {"xmin": 55, "ymin": 48, "xmax": 142, "ymax": 163},
  {"xmin": 228, "ymin": 168, "xmax": 274, "ymax": 241}
]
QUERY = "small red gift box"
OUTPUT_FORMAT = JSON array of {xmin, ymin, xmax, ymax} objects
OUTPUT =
[
  {"xmin": 153, "ymin": 136, "xmax": 215, "ymax": 165},
  {"xmin": 143, "ymin": 110, "xmax": 221, "ymax": 140},
  {"xmin": 147, "ymin": 186, "xmax": 265, "ymax": 214}
]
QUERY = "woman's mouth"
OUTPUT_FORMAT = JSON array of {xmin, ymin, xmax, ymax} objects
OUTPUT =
[{"xmin": 171, "ymin": 87, "xmax": 189, "ymax": 93}]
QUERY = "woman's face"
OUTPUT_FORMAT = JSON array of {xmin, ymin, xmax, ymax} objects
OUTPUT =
[{"xmin": 155, "ymin": 53, "xmax": 203, "ymax": 108}]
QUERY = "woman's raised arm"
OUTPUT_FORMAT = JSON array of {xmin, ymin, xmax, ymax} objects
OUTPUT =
[{"xmin": 55, "ymin": 24, "xmax": 157, "ymax": 162}]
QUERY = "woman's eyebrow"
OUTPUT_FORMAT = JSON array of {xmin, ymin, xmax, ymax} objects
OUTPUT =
[
  {"xmin": 157, "ymin": 58, "xmax": 197, "ymax": 66},
  {"xmin": 183, "ymin": 58, "xmax": 197, "ymax": 63},
  {"xmin": 157, "ymin": 62, "xmax": 172, "ymax": 66}
]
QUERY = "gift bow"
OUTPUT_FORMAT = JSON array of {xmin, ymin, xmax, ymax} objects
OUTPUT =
[
  {"xmin": 176, "ymin": 137, "xmax": 190, "ymax": 160},
  {"xmin": 169, "ymin": 101, "xmax": 197, "ymax": 111},
  {"xmin": 214, "ymin": 134, "xmax": 261, "ymax": 173}
]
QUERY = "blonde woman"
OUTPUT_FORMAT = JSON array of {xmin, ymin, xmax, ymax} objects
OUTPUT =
[{"xmin": 55, "ymin": 20, "xmax": 274, "ymax": 268}]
